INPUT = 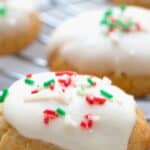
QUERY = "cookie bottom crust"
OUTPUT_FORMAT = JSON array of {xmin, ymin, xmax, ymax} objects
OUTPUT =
[{"xmin": 112, "ymin": 0, "xmax": 150, "ymax": 8}]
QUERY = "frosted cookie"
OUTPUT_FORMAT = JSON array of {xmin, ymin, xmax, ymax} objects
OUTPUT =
[
  {"xmin": 47, "ymin": 6, "xmax": 150, "ymax": 97},
  {"xmin": 0, "ymin": 71, "xmax": 149, "ymax": 150},
  {"xmin": 113, "ymin": 0, "xmax": 150, "ymax": 8},
  {"xmin": 0, "ymin": 0, "xmax": 41, "ymax": 55}
]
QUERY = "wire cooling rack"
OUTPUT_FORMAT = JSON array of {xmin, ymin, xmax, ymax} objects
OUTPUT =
[{"xmin": 0, "ymin": 0, "xmax": 149, "ymax": 121}]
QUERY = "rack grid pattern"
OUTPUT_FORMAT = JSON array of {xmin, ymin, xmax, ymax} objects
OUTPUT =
[{"xmin": 0, "ymin": 0, "xmax": 149, "ymax": 122}]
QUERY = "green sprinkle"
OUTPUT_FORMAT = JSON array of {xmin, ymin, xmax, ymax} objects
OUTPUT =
[
  {"xmin": 25, "ymin": 78, "xmax": 34, "ymax": 85},
  {"xmin": 0, "ymin": 88, "xmax": 9, "ymax": 103},
  {"xmin": 125, "ymin": 19, "xmax": 134, "ymax": 28},
  {"xmin": 2, "ymin": 88, "xmax": 8, "ymax": 97},
  {"xmin": 104, "ymin": 9, "xmax": 113, "ymax": 17},
  {"xmin": 0, "ymin": 5, "xmax": 7, "ymax": 16},
  {"xmin": 100, "ymin": 89, "xmax": 113, "ymax": 99},
  {"xmin": 116, "ymin": 19, "xmax": 126, "ymax": 29},
  {"xmin": 107, "ymin": 21, "xmax": 116, "ymax": 29},
  {"xmin": 77, "ymin": 86, "xmax": 86, "ymax": 96},
  {"xmin": 87, "ymin": 77, "xmax": 95, "ymax": 86},
  {"xmin": 116, "ymin": 18, "xmax": 134, "ymax": 31},
  {"xmin": 43, "ymin": 79, "xmax": 55, "ymax": 87},
  {"xmin": 100, "ymin": 18, "xmax": 108, "ymax": 25},
  {"xmin": 56, "ymin": 108, "xmax": 66, "ymax": 116},
  {"xmin": 120, "ymin": 5, "xmax": 127, "ymax": 11}
]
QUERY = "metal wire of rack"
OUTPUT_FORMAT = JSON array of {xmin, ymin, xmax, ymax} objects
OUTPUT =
[{"xmin": 0, "ymin": 0, "xmax": 149, "ymax": 122}]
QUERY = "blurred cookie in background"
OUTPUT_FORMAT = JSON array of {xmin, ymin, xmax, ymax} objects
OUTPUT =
[
  {"xmin": 47, "ymin": 6, "xmax": 150, "ymax": 97},
  {"xmin": 0, "ymin": 0, "xmax": 41, "ymax": 56}
]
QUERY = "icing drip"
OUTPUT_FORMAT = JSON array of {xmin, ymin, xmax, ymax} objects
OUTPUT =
[{"xmin": 4, "ymin": 72, "xmax": 136, "ymax": 150}]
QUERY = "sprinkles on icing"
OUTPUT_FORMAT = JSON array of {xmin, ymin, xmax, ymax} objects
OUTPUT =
[
  {"xmin": 100, "ymin": 89, "xmax": 113, "ymax": 100},
  {"xmin": 43, "ymin": 79, "xmax": 55, "ymax": 87},
  {"xmin": 58, "ymin": 77, "xmax": 72, "ymax": 87},
  {"xmin": 43, "ymin": 108, "xmax": 66, "ymax": 125},
  {"xmin": 0, "ymin": 88, "xmax": 9, "ymax": 103},
  {"xmin": 43, "ymin": 109, "xmax": 58, "ymax": 125},
  {"xmin": 26, "ymin": 73, "xmax": 32, "ymax": 78},
  {"xmin": 100, "ymin": 5, "xmax": 143, "ymax": 33},
  {"xmin": 23, "ymin": 72, "xmax": 117, "ymax": 131},
  {"xmin": 25, "ymin": 78, "xmax": 34, "ymax": 85},
  {"xmin": 0, "ymin": 4, "xmax": 7, "ymax": 16},
  {"xmin": 86, "ymin": 96, "xmax": 106, "ymax": 105},
  {"xmin": 87, "ymin": 77, "xmax": 96, "ymax": 86},
  {"xmin": 56, "ymin": 71, "xmax": 76, "ymax": 76},
  {"xmin": 49, "ymin": 83, "xmax": 55, "ymax": 90},
  {"xmin": 56, "ymin": 108, "xmax": 66, "ymax": 116},
  {"xmin": 80, "ymin": 114, "xmax": 99, "ymax": 129},
  {"xmin": 24, "ymin": 74, "xmax": 34, "ymax": 85},
  {"xmin": 31, "ymin": 89, "xmax": 39, "ymax": 94}
]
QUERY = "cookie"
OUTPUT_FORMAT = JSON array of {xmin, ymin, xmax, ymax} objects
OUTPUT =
[
  {"xmin": 0, "ymin": 0, "xmax": 41, "ymax": 55},
  {"xmin": 0, "ymin": 71, "xmax": 149, "ymax": 150},
  {"xmin": 47, "ymin": 6, "xmax": 150, "ymax": 97}
]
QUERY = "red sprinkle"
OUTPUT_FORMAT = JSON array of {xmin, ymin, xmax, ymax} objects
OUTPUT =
[
  {"xmin": 43, "ymin": 109, "xmax": 58, "ymax": 125},
  {"xmin": 85, "ymin": 114, "xmax": 92, "ymax": 120},
  {"xmin": 80, "ymin": 121, "xmax": 87, "ymax": 128},
  {"xmin": 86, "ymin": 96, "xmax": 106, "ymax": 106},
  {"xmin": 109, "ymin": 16, "xmax": 116, "ymax": 22},
  {"xmin": 62, "ymin": 88, "xmax": 65, "ymax": 93},
  {"xmin": 49, "ymin": 83, "xmax": 55, "ymax": 90},
  {"xmin": 26, "ymin": 73, "xmax": 32, "ymax": 78},
  {"xmin": 44, "ymin": 116, "xmax": 50, "ymax": 125},
  {"xmin": 56, "ymin": 71, "xmax": 76, "ymax": 76},
  {"xmin": 31, "ymin": 89, "xmax": 39, "ymax": 94},
  {"xmin": 80, "ymin": 114, "xmax": 94, "ymax": 129},
  {"xmin": 58, "ymin": 77, "xmax": 72, "ymax": 87},
  {"xmin": 95, "ymin": 97, "xmax": 106, "ymax": 105},
  {"xmin": 135, "ymin": 22, "xmax": 142, "ymax": 31},
  {"xmin": 108, "ymin": 28, "xmax": 115, "ymax": 33},
  {"xmin": 93, "ymin": 82, "xmax": 96, "ymax": 86},
  {"xmin": 86, "ymin": 96, "xmax": 94, "ymax": 105},
  {"xmin": 43, "ymin": 109, "xmax": 58, "ymax": 117},
  {"xmin": 88, "ymin": 119, "xmax": 93, "ymax": 128}
]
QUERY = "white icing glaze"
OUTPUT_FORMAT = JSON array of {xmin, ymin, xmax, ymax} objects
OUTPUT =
[
  {"xmin": 0, "ymin": 0, "xmax": 38, "ymax": 36},
  {"xmin": 48, "ymin": 6, "xmax": 150, "ymax": 75},
  {"xmin": 4, "ymin": 72, "xmax": 136, "ymax": 150}
]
